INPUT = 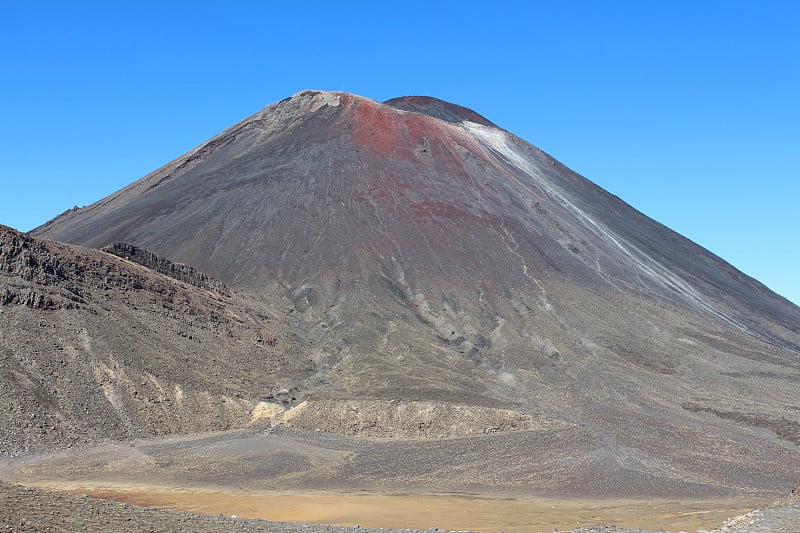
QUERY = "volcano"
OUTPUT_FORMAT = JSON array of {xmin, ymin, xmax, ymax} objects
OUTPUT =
[{"xmin": 8, "ymin": 90, "xmax": 800, "ymax": 499}]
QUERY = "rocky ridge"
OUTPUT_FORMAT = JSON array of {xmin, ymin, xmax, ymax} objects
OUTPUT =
[
  {"xmin": 0, "ymin": 225, "xmax": 308, "ymax": 455},
  {"xmin": 103, "ymin": 241, "xmax": 229, "ymax": 296}
]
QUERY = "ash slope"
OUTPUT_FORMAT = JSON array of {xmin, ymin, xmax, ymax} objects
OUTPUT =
[
  {"xmin": 28, "ymin": 91, "xmax": 800, "ymax": 496},
  {"xmin": 34, "ymin": 91, "xmax": 800, "ymax": 352}
]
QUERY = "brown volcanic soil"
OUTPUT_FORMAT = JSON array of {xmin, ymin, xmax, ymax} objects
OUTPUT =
[
  {"xmin": 0, "ymin": 481, "xmax": 439, "ymax": 533},
  {"xmin": 3, "ymin": 478, "xmax": 800, "ymax": 532},
  {"xmin": 7, "ymin": 485, "xmax": 756, "ymax": 532}
]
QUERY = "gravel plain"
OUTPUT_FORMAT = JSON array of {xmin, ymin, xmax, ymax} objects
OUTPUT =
[{"xmin": 1, "ymin": 481, "xmax": 421, "ymax": 533}]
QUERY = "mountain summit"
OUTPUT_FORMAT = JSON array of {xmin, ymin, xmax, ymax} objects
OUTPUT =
[
  {"xmin": 20, "ymin": 90, "xmax": 800, "ymax": 496},
  {"xmin": 384, "ymin": 95, "xmax": 499, "ymax": 127}
]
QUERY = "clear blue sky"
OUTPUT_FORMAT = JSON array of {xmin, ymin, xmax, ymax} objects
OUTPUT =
[{"xmin": 1, "ymin": 1, "xmax": 798, "ymax": 305}]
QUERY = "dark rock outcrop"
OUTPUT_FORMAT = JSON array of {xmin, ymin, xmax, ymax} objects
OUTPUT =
[{"xmin": 103, "ymin": 242, "xmax": 228, "ymax": 296}]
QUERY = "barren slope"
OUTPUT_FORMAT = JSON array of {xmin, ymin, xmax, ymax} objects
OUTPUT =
[
  {"xmin": 15, "ymin": 90, "xmax": 800, "ymax": 498},
  {"xmin": 0, "ymin": 225, "xmax": 310, "ymax": 455}
]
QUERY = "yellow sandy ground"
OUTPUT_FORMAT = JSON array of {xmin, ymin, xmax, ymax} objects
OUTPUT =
[{"xmin": 34, "ymin": 482, "xmax": 758, "ymax": 532}]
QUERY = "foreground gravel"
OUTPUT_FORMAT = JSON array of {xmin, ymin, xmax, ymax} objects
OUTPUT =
[
  {"xmin": 2, "ymin": 481, "xmax": 799, "ymax": 533},
  {"xmin": 0, "ymin": 481, "xmax": 422, "ymax": 533},
  {"xmin": 703, "ymin": 497, "xmax": 800, "ymax": 532}
]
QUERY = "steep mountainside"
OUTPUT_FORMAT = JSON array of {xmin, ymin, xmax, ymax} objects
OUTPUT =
[
  {"xmin": 0, "ymin": 225, "xmax": 308, "ymax": 455},
  {"xmin": 16, "ymin": 90, "xmax": 800, "ymax": 496}
]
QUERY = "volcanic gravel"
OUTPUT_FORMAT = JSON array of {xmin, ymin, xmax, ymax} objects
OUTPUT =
[
  {"xmin": 0, "ymin": 481, "xmax": 683, "ymax": 533},
  {"xmin": 0, "ymin": 481, "xmax": 431, "ymax": 533}
]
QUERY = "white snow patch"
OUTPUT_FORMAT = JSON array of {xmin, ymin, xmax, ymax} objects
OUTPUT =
[{"xmin": 463, "ymin": 121, "xmax": 758, "ymax": 339}]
